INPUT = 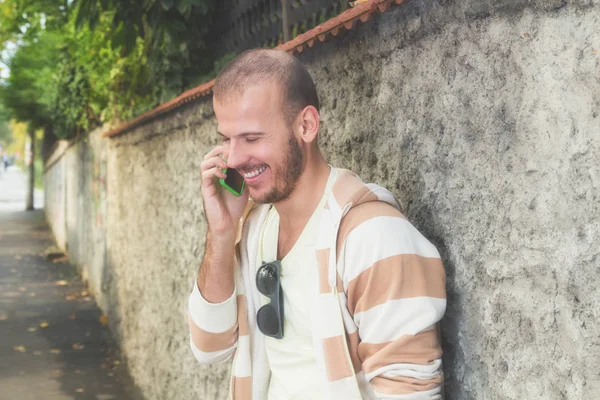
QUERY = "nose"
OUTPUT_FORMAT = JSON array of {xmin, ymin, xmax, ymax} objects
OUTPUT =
[{"xmin": 225, "ymin": 139, "xmax": 246, "ymax": 170}]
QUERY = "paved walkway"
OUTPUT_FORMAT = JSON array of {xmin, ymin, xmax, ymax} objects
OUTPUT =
[
  {"xmin": 0, "ymin": 167, "xmax": 143, "ymax": 400},
  {"xmin": 0, "ymin": 165, "xmax": 43, "ymax": 212}
]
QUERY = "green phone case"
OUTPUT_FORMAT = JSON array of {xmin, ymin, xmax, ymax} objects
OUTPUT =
[{"xmin": 219, "ymin": 168, "xmax": 245, "ymax": 196}]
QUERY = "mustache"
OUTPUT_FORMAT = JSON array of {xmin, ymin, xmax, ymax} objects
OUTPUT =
[{"xmin": 235, "ymin": 164, "xmax": 267, "ymax": 174}]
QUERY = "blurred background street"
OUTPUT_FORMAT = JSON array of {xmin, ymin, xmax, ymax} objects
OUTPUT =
[{"xmin": 0, "ymin": 166, "xmax": 143, "ymax": 400}]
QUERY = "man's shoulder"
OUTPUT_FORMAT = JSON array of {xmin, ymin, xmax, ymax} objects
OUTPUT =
[
  {"xmin": 331, "ymin": 167, "xmax": 401, "ymax": 212},
  {"xmin": 338, "ymin": 201, "xmax": 407, "ymax": 245}
]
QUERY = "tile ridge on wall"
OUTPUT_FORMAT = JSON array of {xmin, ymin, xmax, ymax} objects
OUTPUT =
[{"xmin": 103, "ymin": 0, "xmax": 404, "ymax": 139}]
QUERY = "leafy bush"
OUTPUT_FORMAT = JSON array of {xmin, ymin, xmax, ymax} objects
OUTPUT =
[{"xmin": 1, "ymin": 0, "xmax": 219, "ymax": 139}]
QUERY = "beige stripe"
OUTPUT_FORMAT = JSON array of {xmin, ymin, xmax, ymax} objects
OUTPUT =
[
  {"xmin": 236, "ymin": 295, "xmax": 248, "ymax": 336},
  {"xmin": 346, "ymin": 330, "xmax": 362, "ymax": 373},
  {"xmin": 347, "ymin": 254, "xmax": 446, "ymax": 315},
  {"xmin": 332, "ymin": 170, "xmax": 378, "ymax": 209},
  {"xmin": 323, "ymin": 334, "xmax": 355, "ymax": 382},
  {"xmin": 232, "ymin": 376, "xmax": 252, "ymax": 400},
  {"xmin": 188, "ymin": 313, "xmax": 238, "ymax": 353},
  {"xmin": 360, "ymin": 327, "xmax": 442, "ymax": 374},
  {"xmin": 371, "ymin": 374, "xmax": 442, "ymax": 395},
  {"xmin": 336, "ymin": 273, "xmax": 344, "ymax": 292},
  {"xmin": 336, "ymin": 202, "xmax": 406, "ymax": 258},
  {"xmin": 316, "ymin": 248, "xmax": 331, "ymax": 293}
]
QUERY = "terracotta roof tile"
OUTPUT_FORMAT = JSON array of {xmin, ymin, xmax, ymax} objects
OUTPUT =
[{"xmin": 104, "ymin": 0, "xmax": 403, "ymax": 138}]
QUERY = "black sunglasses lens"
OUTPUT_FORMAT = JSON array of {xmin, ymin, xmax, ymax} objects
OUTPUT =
[
  {"xmin": 256, "ymin": 264, "xmax": 278, "ymax": 295},
  {"xmin": 257, "ymin": 305, "xmax": 280, "ymax": 336}
]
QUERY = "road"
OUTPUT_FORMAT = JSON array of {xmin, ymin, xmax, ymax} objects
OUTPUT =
[{"xmin": 0, "ymin": 166, "xmax": 143, "ymax": 400}]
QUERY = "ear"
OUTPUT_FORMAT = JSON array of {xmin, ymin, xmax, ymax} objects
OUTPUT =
[{"xmin": 297, "ymin": 105, "xmax": 320, "ymax": 144}]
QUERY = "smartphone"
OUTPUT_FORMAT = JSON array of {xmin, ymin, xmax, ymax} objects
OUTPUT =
[{"xmin": 219, "ymin": 168, "xmax": 246, "ymax": 196}]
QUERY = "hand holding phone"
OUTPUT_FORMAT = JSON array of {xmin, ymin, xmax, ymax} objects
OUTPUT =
[{"xmin": 200, "ymin": 146, "xmax": 249, "ymax": 237}]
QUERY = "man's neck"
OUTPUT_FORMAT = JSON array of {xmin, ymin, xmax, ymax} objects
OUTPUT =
[{"xmin": 273, "ymin": 152, "xmax": 330, "ymax": 233}]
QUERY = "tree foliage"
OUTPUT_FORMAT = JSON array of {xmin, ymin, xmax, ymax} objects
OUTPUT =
[
  {"xmin": 0, "ymin": 0, "xmax": 219, "ymax": 140},
  {"xmin": 0, "ymin": 104, "xmax": 12, "ymax": 147}
]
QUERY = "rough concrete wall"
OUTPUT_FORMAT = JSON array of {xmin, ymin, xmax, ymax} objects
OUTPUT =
[
  {"xmin": 58, "ymin": 129, "xmax": 111, "ymax": 311},
  {"xmin": 105, "ymin": 103, "xmax": 231, "ymax": 400},
  {"xmin": 44, "ymin": 1, "xmax": 599, "ymax": 400},
  {"xmin": 299, "ymin": 2, "xmax": 599, "ymax": 399},
  {"xmin": 45, "ymin": 145, "xmax": 67, "ymax": 251}
]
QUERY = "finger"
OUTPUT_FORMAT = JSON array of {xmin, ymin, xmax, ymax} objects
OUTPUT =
[
  {"xmin": 203, "ymin": 146, "xmax": 224, "ymax": 161},
  {"xmin": 201, "ymin": 166, "xmax": 227, "ymax": 187},
  {"xmin": 200, "ymin": 156, "xmax": 227, "ymax": 173}
]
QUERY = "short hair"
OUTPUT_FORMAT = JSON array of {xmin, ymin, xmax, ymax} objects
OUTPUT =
[{"xmin": 213, "ymin": 49, "xmax": 319, "ymax": 125}]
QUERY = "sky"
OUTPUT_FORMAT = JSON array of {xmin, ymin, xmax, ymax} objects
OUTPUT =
[{"xmin": 0, "ymin": 42, "xmax": 17, "ymax": 79}]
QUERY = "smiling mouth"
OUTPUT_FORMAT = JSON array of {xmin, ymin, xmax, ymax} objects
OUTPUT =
[{"xmin": 241, "ymin": 166, "xmax": 266, "ymax": 179}]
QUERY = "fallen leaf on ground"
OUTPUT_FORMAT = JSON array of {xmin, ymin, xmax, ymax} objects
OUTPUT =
[
  {"xmin": 49, "ymin": 349, "xmax": 61, "ymax": 354},
  {"xmin": 75, "ymin": 369, "xmax": 82, "ymax": 374},
  {"xmin": 33, "ymin": 351, "xmax": 42, "ymax": 356},
  {"xmin": 64, "ymin": 294, "xmax": 76, "ymax": 300},
  {"xmin": 13, "ymin": 345, "xmax": 26, "ymax": 352},
  {"xmin": 80, "ymin": 290, "xmax": 89, "ymax": 296},
  {"xmin": 19, "ymin": 287, "xmax": 26, "ymax": 292},
  {"xmin": 0, "ymin": 313, "xmax": 7, "ymax": 321},
  {"xmin": 99, "ymin": 314, "xmax": 109, "ymax": 326},
  {"xmin": 75, "ymin": 388, "xmax": 84, "ymax": 393},
  {"xmin": 69, "ymin": 313, "xmax": 77, "ymax": 320},
  {"xmin": 52, "ymin": 256, "xmax": 69, "ymax": 263},
  {"xmin": 55, "ymin": 280, "xmax": 68, "ymax": 286},
  {"xmin": 593, "ymin": 49, "xmax": 598, "ymax": 55},
  {"xmin": 27, "ymin": 327, "xmax": 37, "ymax": 332},
  {"xmin": 40, "ymin": 321, "xmax": 49, "ymax": 328},
  {"xmin": 72, "ymin": 343, "xmax": 85, "ymax": 350},
  {"xmin": 28, "ymin": 292, "xmax": 36, "ymax": 297},
  {"xmin": 113, "ymin": 360, "xmax": 120, "ymax": 366}
]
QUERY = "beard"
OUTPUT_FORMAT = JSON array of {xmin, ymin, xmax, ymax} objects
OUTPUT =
[{"xmin": 252, "ymin": 133, "xmax": 304, "ymax": 204}]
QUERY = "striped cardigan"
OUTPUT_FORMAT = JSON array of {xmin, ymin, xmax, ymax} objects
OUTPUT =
[{"xmin": 188, "ymin": 168, "xmax": 446, "ymax": 399}]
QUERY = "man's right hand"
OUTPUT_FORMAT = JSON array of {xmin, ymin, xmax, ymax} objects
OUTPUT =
[
  {"xmin": 200, "ymin": 145, "xmax": 250, "ymax": 241},
  {"xmin": 198, "ymin": 145, "xmax": 249, "ymax": 303}
]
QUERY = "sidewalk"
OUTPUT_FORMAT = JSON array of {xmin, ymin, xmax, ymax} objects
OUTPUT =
[
  {"xmin": 0, "ymin": 167, "xmax": 143, "ymax": 400},
  {"xmin": 0, "ymin": 165, "xmax": 43, "ymax": 212}
]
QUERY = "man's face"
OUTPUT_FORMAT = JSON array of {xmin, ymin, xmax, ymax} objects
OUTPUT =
[{"xmin": 214, "ymin": 82, "xmax": 304, "ymax": 204}]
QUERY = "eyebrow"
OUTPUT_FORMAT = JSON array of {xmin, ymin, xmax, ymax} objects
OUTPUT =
[{"xmin": 217, "ymin": 131, "xmax": 265, "ymax": 138}]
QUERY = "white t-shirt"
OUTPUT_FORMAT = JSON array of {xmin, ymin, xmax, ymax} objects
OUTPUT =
[{"xmin": 258, "ymin": 169, "xmax": 336, "ymax": 400}]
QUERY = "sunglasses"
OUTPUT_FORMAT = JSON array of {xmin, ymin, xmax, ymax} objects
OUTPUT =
[{"xmin": 256, "ymin": 260, "xmax": 284, "ymax": 339}]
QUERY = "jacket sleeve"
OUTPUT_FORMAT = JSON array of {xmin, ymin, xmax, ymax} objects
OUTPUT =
[
  {"xmin": 188, "ymin": 202, "xmax": 255, "ymax": 365},
  {"xmin": 188, "ymin": 281, "xmax": 239, "ymax": 364},
  {"xmin": 339, "ymin": 202, "xmax": 447, "ymax": 399}
]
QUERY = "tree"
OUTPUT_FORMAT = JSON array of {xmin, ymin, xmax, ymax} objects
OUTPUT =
[
  {"xmin": 73, "ymin": 0, "xmax": 217, "ymax": 103},
  {"xmin": 0, "ymin": 104, "xmax": 12, "ymax": 147},
  {"xmin": 1, "ymin": 0, "xmax": 221, "ymax": 141},
  {"xmin": 1, "ymin": 31, "xmax": 60, "ymax": 130}
]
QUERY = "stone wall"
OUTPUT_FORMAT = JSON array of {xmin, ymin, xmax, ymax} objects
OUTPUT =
[
  {"xmin": 45, "ymin": 129, "xmax": 111, "ymax": 310},
  {"xmin": 44, "ymin": 1, "xmax": 600, "ymax": 399},
  {"xmin": 45, "ymin": 142, "xmax": 68, "ymax": 251}
]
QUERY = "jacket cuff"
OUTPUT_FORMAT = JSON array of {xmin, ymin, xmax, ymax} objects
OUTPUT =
[{"xmin": 188, "ymin": 281, "xmax": 237, "ymax": 333}]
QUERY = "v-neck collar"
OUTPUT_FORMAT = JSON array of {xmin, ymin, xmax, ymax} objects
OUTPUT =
[{"xmin": 259, "ymin": 167, "xmax": 337, "ymax": 265}]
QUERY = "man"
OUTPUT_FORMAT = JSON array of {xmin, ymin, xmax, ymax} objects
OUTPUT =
[{"xmin": 188, "ymin": 49, "xmax": 446, "ymax": 400}]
